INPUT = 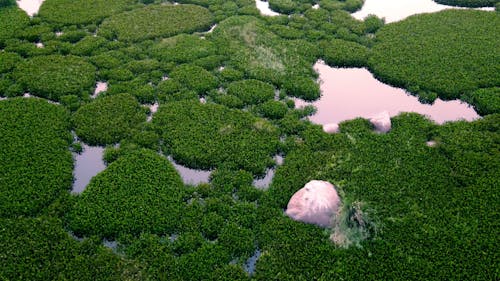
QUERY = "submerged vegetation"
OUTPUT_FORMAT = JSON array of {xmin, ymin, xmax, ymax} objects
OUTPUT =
[{"xmin": 0, "ymin": 0, "xmax": 498, "ymax": 280}]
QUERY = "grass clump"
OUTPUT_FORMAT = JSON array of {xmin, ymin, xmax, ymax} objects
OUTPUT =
[
  {"xmin": 13, "ymin": 55, "xmax": 96, "ymax": 101},
  {"xmin": 72, "ymin": 93, "xmax": 147, "ymax": 145},
  {"xmin": 153, "ymin": 100, "xmax": 280, "ymax": 175},
  {"xmin": 433, "ymin": 0, "xmax": 498, "ymax": 7},
  {"xmin": 151, "ymin": 34, "xmax": 216, "ymax": 64},
  {"xmin": 0, "ymin": 217, "xmax": 137, "ymax": 280},
  {"xmin": 168, "ymin": 64, "xmax": 218, "ymax": 95},
  {"xmin": 67, "ymin": 149, "xmax": 186, "ymax": 239},
  {"xmin": 329, "ymin": 200, "xmax": 377, "ymax": 248},
  {"xmin": 0, "ymin": 98, "xmax": 72, "ymax": 217},
  {"xmin": 226, "ymin": 79, "xmax": 275, "ymax": 106},
  {"xmin": 320, "ymin": 39, "xmax": 369, "ymax": 67},
  {"xmin": 99, "ymin": 4, "xmax": 214, "ymax": 42},
  {"xmin": 369, "ymin": 10, "xmax": 500, "ymax": 100},
  {"xmin": 39, "ymin": 0, "xmax": 137, "ymax": 25}
]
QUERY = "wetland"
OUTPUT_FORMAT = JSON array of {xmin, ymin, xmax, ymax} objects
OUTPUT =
[{"xmin": 1, "ymin": 0, "xmax": 498, "ymax": 280}]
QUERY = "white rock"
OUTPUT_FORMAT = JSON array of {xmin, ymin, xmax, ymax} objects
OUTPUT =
[
  {"xmin": 323, "ymin": 123, "xmax": 339, "ymax": 134},
  {"xmin": 285, "ymin": 180, "xmax": 340, "ymax": 227},
  {"xmin": 370, "ymin": 110, "xmax": 391, "ymax": 133}
]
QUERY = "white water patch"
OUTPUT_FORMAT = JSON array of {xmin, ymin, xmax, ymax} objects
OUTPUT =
[
  {"xmin": 244, "ymin": 249, "xmax": 261, "ymax": 274},
  {"xmin": 352, "ymin": 0, "xmax": 494, "ymax": 23},
  {"xmin": 253, "ymin": 155, "xmax": 283, "ymax": 189},
  {"xmin": 168, "ymin": 156, "xmax": 211, "ymax": 186},
  {"xmin": 16, "ymin": 0, "xmax": 45, "ymax": 17},
  {"xmin": 147, "ymin": 102, "xmax": 159, "ymax": 122},
  {"xmin": 295, "ymin": 61, "xmax": 479, "ymax": 125},
  {"xmin": 35, "ymin": 42, "xmax": 44, "ymax": 48},
  {"xmin": 92, "ymin": 82, "xmax": 108, "ymax": 98},
  {"xmin": 255, "ymin": 0, "xmax": 281, "ymax": 16},
  {"xmin": 206, "ymin": 24, "xmax": 218, "ymax": 33},
  {"xmin": 72, "ymin": 144, "xmax": 106, "ymax": 194}
]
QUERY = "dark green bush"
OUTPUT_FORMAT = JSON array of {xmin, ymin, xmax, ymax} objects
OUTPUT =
[
  {"xmin": 258, "ymin": 100, "xmax": 288, "ymax": 119},
  {"xmin": 72, "ymin": 93, "xmax": 147, "ymax": 145},
  {"xmin": 0, "ymin": 217, "xmax": 135, "ymax": 280},
  {"xmin": 320, "ymin": 39, "xmax": 369, "ymax": 67},
  {"xmin": 0, "ymin": 98, "xmax": 72, "ymax": 217},
  {"xmin": 169, "ymin": 64, "xmax": 217, "ymax": 95},
  {"xmin": 369, "ymin": 10, "xmax": 500, "ymax": 100},
  {"xmin": 227, "ymin": 79, "xmax": 275, "ymax": 105},
  {"xmin": 13, "ymin": 55, "xmax": 96, "ymax": 101},
  {"xmin": 433, "ymin": 0, "xmax": 498, "ymax": 7},
  {"xmin": 39, "ymin": 0, "xmax": 137, "ymax": 25},
  {"xmin": 463, "ymin": 87, "xmax": 500, "ymax": 115},
  {"xmin": 0, "ymin": 7, "xmax": 30, "ymax": 46},
  {"xmin": 0, "ymin": 52, "xmax": 21, "ymax": 74},
  {"xmin": 99, "ymin": 4, "xmax": 214, "ymax": 42},
  {"xmin": 67, "ymin": 149, "xmax": 185, "ymax": 238},
  {"xmin": 151, "ymin": 34, "xmax": 216, "ymax": 63},
  {"xmin": 153, "ymin": 100, "xmax": 280, "ymax": 175}
]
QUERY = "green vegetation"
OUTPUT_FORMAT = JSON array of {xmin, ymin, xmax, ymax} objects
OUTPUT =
[
  {"xmin": 168, "ymin": 64, "xmax": 218, "ymax": 95},
  {"xmin": 0, "ymin": 1, "xmax": 498, "ymax": 279},
  {"xmin": 0, "ymin": 0, "xmax": 15, "ymax": 8},
  {"xmin": 72, "ymin": 93, "xmax": 147, "ymax": 145},
  {"xmin": 433, "ymin": 0, "xmax": 498, "ymax": 7},
  {"xmin": 227, "ymin": 79, "xmax": 275, "ymax": 106},
  {"xmin": 99, "ymin": 4, "xmax": 214, "ymax": 42},
  {"xmin": 67, "ymin": 149, "xmax": 185, "ymax": 238},
  {"xmin": 13, "ymin": 55, "xmax": 96, "ymax": 101},
  {"xmin": 0, "ymin": 6, "xmax": 30, "ymax": 46},
  {"xmin": 39, "ymin": 0, "xmax": 137, "ymax": 25},
  {"xmin": 0, "ymin": 217, "xmax": 137, "ymax": 280},
  {"xmin": 320, "ymin": 39, "xmax": 369, "ymax": 67},
  {"xmin": 369, "ymin": 10, "xmax": 500, "ymax": 101},
  {"xmin": 0, "ymin": 98, "xmax": 72, "ymax": 217},
  {"xmin": 153, "ymin": 100, "xmax": 280, "ymax": 175}
]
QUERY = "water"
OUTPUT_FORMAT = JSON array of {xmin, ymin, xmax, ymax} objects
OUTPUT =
[
  {"xmin": 92, "ymin": 82, "xmax": 108, "ymax": 98},
  {"xmin": 167, "ymin": 156, "xmax": 211, "ymax": 185},
  {"xmin": 294, "ymin": 61, "xmax": 479, "ymax": 125},
  {"xmin": 72, "ymin": 144, "xmax": 106, "ymax": 193},
  {"xmin": 255, "ymin": 0, "xmax": 280, "ymax": 16},
  {"xmin": 147, "ymin": 102, "xmax": 159, "ymax": 122},
  {"xmin": 352, "ymin": 0, "xmax": 494, "ymax": 23},
  {"xmin": 16, "ymin": 0, "xmax": 45, "ymax": 16},
  {"xmin": 244, "ymin": 249, "xmax": 261, "ymax": 274},
  {"xmin": 253, "ymin": 155, "xmax": 283, "ymax": 189}
]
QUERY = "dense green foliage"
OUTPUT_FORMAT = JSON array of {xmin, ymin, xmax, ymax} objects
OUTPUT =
[
  {"xmin": 258, "ymin": 113, "xmax": 500, "ymax": 279},
  {"xmin": 227, "ymin": 79, "xmax": 275, "ymax": 105},
  {"xmin": 0, "ymin": 0, "xmax": 15, "ymax": 8},
  {"xmin": 0, "ymin": 98, "xmax": 72, "ymax": 217},
  {"xmin": 72, "ymin": 93, "xmax": 147, "ymax": 145},
  {"xmin": 433, "ymin": 0, "xmax": 498, "ymax": 7},
  {"xmin": 99, "ymin": 4, "xmax": 214, "ymax": 42},
  {"xmin": 68, "ymin": 149, "xmax": 185, "ymax": 238},
  {"xmin": 39, "ymin": 0, "xmax": 137, "ymax": 25},
  {"xmin": 153, "ymin": 100, "xmax": 280, "ymax": 175},
  {"xmin": 13, "ymin": 55, "xmax": 96, "ymax": 101},
  {"xmin": 369, "ymin": 10, "xmax": 500, "ymax": 100},
  {"xmin": 0, "ymin": 6, "xmax": 30, "ymax": 46},
  {"xmin": 1, "ymin": 1, "xmax": 498, "ymax": 279},
  {"xmin": 0, "ymin": 217, "xmax": 136, "ymax": 280},
  {"xmin": 320, "ymin": 38, "xmax": 369, "ymax": 67},
  {"xmin": 168, "ymin": 64, "xmax": 218, "ymax": 95}
]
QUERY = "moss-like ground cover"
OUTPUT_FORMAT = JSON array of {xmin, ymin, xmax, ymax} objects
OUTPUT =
[
  {"xmin": 98, "ymin": 4, "xmax": 214, "ymax": 42},
  {"xmin": 0, "ymin": 217, "xmax": 136, "ymax": 280},
  {"xmin": 67, "ymin": 149, "xmax": 186, "ymax": 238},
  {"xmin": 433, "ymin": 0, "xmax": 498, "ymax": 7},
  {"xmin": 39, "ymin": 0, "xmax": 137, "ymax": 25},
  {"xmin": 0, "ymin": 1, "xmax": 498, "ymax": 280},
  {"xmin": 13, "ymin": 55, "xmax": 96, "ymax": 101},
  {"xmin": 153, "ymin": 100, "xmax": 280, "ymax": 175},
  {"xmin": 72, "ymin": 93, "xmax": 147, "ymax": 145},
  {"xmin": 369, "ymin": 10, "xmax": 500, "ymax": 101},
  {"xmin": 0, "ymin": 98, "xmax": 72, "ymax": 217}
]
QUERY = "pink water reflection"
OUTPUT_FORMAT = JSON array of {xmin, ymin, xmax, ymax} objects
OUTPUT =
[{"xmin": 295, "ymin": 62, "xmax": 479, "ymax": 125}]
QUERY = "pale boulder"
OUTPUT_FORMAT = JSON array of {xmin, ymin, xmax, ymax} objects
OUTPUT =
[
  {"xmin": 370, "ymin": 110, "xmax": 391, "ymax": 133},
  {"xmin": 323, "ymin": 123, "xmax": 339, "ymax": 134},
  {"xmin": 285, "ymin": 180, "xmax": 340, "ymax": 227}
]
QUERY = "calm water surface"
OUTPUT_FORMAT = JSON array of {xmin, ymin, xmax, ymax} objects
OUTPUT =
[
  {"xmin": 352, "ymin": 0, "xmax": 494, "ymax": 23},
  {"xmin": 295, "ymin": 62, "xmax": 479, "ymax": 125},
  {"xmin": 72, "ymin": 144, "xmax": 106, "ymax": 193},
  {"xmin": 255, "ymin": 0, "xmax": 280, "ymax": 16},
  {"xmin": 168, "ymin": 156, "xmax": 211, "ymax": 186}
]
